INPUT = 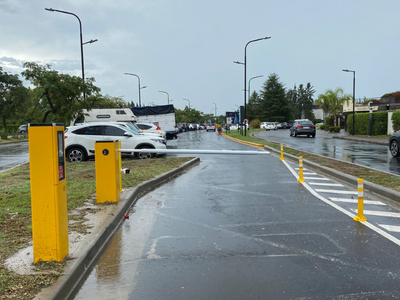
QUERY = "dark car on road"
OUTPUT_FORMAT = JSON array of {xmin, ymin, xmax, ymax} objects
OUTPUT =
[
  {"xmin": 290, "ymin": 119, "xmax": 316, "ymax": 138},
  {"xmin": 389, "ymin": 130, "xmax": 400, "ymax": 157}
]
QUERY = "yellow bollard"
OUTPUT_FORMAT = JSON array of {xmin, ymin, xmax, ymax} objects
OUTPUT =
[
  {"xmin": 280, "ymin": 143, "xmax": 284, "ymax": 161},
  {"xmin": 95, "ymin": 141, "xmax": 121, "ymax": 203},
  {"xmin": 354, "ymin": 179, "xmax": 367, "ymax": 222},
  {"xmin": 29, "ymin": 123, "xmax": 69, "ymax": 263},
  {"xmin": 298, "ymin": 156, "xmax": 305, "ymax": 183}
]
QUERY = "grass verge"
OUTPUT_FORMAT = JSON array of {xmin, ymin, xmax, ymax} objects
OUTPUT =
[
  {"xmin": 0, "ymin": 156, "xmax": 192, "ymax": 299},
  {"xmin": 224, "ymin": 129, "xmax": 400, "ymax": 192}
]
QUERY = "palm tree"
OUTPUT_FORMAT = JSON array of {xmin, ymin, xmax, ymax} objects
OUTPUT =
[{"xmin": 316, "ymin": 88, "xmax": 350, "ymax": 127}]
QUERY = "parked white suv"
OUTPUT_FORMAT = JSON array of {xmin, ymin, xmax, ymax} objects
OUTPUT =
[{"xmin": 65, "ymin": 123, "xmax": 167, "ymax": 162}]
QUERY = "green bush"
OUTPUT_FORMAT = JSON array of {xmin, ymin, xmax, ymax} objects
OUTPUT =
[
  {"xmin": 392, "ymin": 111, "xmax": 400, "ymax": 131},
  {"xmin": 318, "ymin": 125, "xmax": 324, "ymax": 130},
  {"xmin": 0, "ymin": 128, "xmax": 8, "ymax": 140},
  {"xmin": 328, "ymin": 126, "xmax": 335, "ymax": 132},
  {"xmin": 347, "ymin": 111, "xmax": 387, "ymax": 135},
  {"xmin": 334, "ymin": 126, "xmax": 341, "ymax": 132},
  {"xmin": 250, "ymin": 119, "xmax": 261, "ymax": 129},
  {"xmin": 325, "ymin": 116, "xmax": 333, "ymax": 127}
]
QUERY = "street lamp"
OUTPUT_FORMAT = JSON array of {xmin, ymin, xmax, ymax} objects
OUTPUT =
[
  {"xmin": 213, "ymin": 102, "xmax": 217, "ymax": 123},
  {"xmin": 45, "ymin": 8, "xmax": 97, "ymax": 99},
  {"xmin": 183, "ymin": 98, "xmax": 190, "ymax": 109},
  {"xmin": 124, "ymin": 73, "xmax": 144, "ymax": 106},
  {"xmin": 235, "ymin": 36, "xmax": 271, "ymax": 136},
  {"xmin": 342, "ymin": 69, "xmax": 356, "ymax": 136},
  {"xmin": 159, "ymin": 91, "xmax": 170, "ymax": 104},
  {"xmin": 248, "ymin": 75, "xmax": 263, "ymax": 103}
]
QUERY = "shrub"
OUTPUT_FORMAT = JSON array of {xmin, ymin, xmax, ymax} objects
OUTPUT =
[
  {"xmin": 347, "ymin": 111, "xmax": 387, "ymax": 135},
  {"xmin": 0, "ymin": 128, "xmax": 8, "ymax": 140},
  {"xmin": 334, "ymin": 126, "xmax": 341, "ymax": 132},
  {"xmin": 392, "ymin": 111, "xmax": 400, "ymax": 131},
  {"xmin": 318, "ymin": 125, "xmax": 324, "ymax": 130},
  {"xmin": 250, "ymin": 119, "xmax": 261, "ymax": 129},
  {"xmin": 328, "ymin": 126, "xmax": 335, "ymax": 132}
]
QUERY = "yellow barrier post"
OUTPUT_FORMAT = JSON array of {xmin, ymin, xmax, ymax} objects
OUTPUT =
[
  {"xmin": 354, "ymin": 179, "xmax": 367, "ymax": 222},
  {"xmin": 280, "ymin": 143, "xmax": 284, "ymax": 161},
  {"xmin": 95, "ymin": 141, "xmax": 121, "ymax": 203},
  {"xmin": 29, "ymin": 123, "xmax": 69, "ymax": 263},
  {"xmin": 298, "ymin": 156, "xmax": 305, "ymax": 183}
]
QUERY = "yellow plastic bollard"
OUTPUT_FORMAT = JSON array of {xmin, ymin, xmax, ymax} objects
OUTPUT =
[
  {"xmin": 298, "ymin": 156, "xmax": 305, "ymax": 183},
  {"xmin": 29, "ymin": 123, "xmax": 69, "ymax": 263},
  {"xmin": 280, "ymin": 143, "xmax": 284, "ymax": 161},
  {"xmin": 354, "ymin": 179, "xmax": 367, "ymax": 222},
  {"xmin": 95, "ymin": 141, "xmax": 121, "ymax": 203}
]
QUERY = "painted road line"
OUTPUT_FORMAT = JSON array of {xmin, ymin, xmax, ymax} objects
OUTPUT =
[
  {"xmin": 351, "ymin": 209, "xmax": 400, "ymax": 218},
  {"xmin": 315, "ymin": 189, "xmax": 358, "ymax": 195},
  {"xmin": 309, "ymin": 182, "xmax": 343, "ymax": 187},
  {"xmin": 304, "ymin": 177, "xmax": 330, "ymax": 180},
  {"xmin": 329, "ymin": 198, "xmax": 386, "ymax": 206},
  {"xmin": 282, "ymin": 159, "xmax": 400, "ymax": 247},
  {"xmin": 378, "ymin": 225, "xmax": 400, "ymax": 232},
  {"xmin": 303, "ymin": 172, "xmax": 317, "ymax": 175}
]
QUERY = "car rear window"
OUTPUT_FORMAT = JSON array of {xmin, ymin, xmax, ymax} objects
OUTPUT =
[{"xmin": 299, "ymin": 121, "xmax": 313, "ymax": 125}]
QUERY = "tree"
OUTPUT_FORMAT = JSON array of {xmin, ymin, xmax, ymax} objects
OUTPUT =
[
  {"xmin": 247, "ymin": 91, "xmax": 261, "ymax": 121},
  {"xmin": 316, "ymin": 88, "xmax": 350, "ymax": 126},
  {"xmin": 298, "ymin": 83, "xmax": 315, "ymax": 120},
  {"xmin": 259, "ymin": 73, "xmax": 290, "ymax": 122},
  {"xmin": 0, "ymin": 67, "xmax": 28, "ymax": 129},
  {"xmin": 22, "ymin": 62, "xmax": 101, "ymax": 124}
]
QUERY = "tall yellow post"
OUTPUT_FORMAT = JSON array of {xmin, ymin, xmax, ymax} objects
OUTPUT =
[
  {"xmin": 280, "ymin": 143, "xmax": 284, "ymax": 161},
  {"xmin": 29, "ymin": 123, "xmax": 69, "ymax": 263},
  {"xmin": 354, "ymin": 179, "xmax": 367, "ymax": 222},
  {"xmin": 298, "ymin": 156, "xmax": 305, "ymax": 183},
  {"xmin": 95, "ymin": 141, "xmax": 121, "ymax": 203}
]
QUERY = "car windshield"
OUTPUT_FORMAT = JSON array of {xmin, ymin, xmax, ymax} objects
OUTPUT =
[
  {"xmin": 116, "ymin": 124, "xmax": 139, "ymax": 135},
  {"xmin": 121, "ymin": 122, "xmax": 141, "ymax": 135}
]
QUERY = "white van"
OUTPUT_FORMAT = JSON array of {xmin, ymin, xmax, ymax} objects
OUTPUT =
[{"xmin": 71, "ymin": 108, "xmax": 137, "ymax": 126}]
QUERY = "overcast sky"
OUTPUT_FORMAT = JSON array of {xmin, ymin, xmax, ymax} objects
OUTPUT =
[{"xmin": 1, "ymin": 0, "xmax": 400, "ymax": 116}]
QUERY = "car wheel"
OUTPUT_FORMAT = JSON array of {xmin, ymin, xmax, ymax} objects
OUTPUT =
[
  {"xmin": 294, "ymin": 132, "xmax": 297, "ymax": 137},
  {"xmin": 137, "ymin": 146, "xmax": 155, "ymax": 159},
  {"xmin": 390, "ymin": 140, "xmax": 400, "ymax": 157},
  {"xmin": 67, "ymin": 147, "xmax": 87, "ymax": 162},
  {"xmin": 312, "ymin": 134, "xmax": 315, "ymax": 138}
]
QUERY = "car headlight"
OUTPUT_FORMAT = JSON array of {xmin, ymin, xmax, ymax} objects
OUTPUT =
[{"xmin": 151, "ymin": 139, "xmax": 166, "ymax": 145}]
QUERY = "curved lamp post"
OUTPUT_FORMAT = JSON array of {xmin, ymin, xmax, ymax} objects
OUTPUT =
[
  {"xmin": 234, "ymin": 36, "xmax": 271, "ymax": 136},
  {"xmin": 45, "ymin": 8, "xmax": 98, "ymax": 99},
  {"xmin": 183, "ymin": 98, "xmax": 190, "ymax": 109},
  {"xmin": 213, "ymin": 102, "xmax": 217, "ymax": 123},
  {"xmin": 159, "ymin": 91, "xmax": 170, "ymax": 104},
  {"xmin": 124, "ymin": 73, "xmax": 144, "ymax": 106},
  {"xmin": 248, "ymin": 75, "xmax": 263, "ymax": 102},
  {"xmin": 342, "ymin": 69, "xmax": 355, "ymax": 136}
]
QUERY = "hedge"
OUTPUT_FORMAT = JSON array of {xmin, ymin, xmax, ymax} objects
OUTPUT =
[
  {"xmin": 392, "ymin": 111, "xmax": 400, "ymax": 131},
  {"xmin": 347, "ymin": 111, "xmax": 387, "ymax": 135}
]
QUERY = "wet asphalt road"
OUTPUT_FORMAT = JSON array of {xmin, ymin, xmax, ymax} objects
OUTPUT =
[
  {"xmin": 73, "ymin": 131, "xmax": 400, "ymax": 300},
  {"xmin": 255, "ymin": 129, "xmax": 400, "ymax": 176},
  {"xmin": 0, "ymin": 141, "xmax": 29, "ymax": 173}
]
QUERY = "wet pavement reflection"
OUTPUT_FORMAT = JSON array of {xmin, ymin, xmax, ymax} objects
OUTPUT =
[
  {"xmin": 255, "ymin": 130, "xmax": 400, "ymax": 175},
  {"xmin": 0, "ymin": 142, "xmax": 29, "ymax": 173}
]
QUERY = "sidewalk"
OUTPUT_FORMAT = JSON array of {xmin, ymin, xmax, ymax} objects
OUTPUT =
[{"xmin": 317, "ymin": 129, "xmax": 389, "ymax": 145}]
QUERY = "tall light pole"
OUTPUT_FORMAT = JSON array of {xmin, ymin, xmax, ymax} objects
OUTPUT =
[
  {"xmin": 159, "ymin": 91, "xmax": 170, "ymax": 104},
  {"xmin": 213, "ymin": 102, "xmax": 217, "ymax": 123},
  {"xmin": 342, "ymin": 69, "xmax": 356, "ymax": 136},
  {"xmin": 183, "ymin": 98, "xmax": 190, "ymax": 109},
  {"xmin": 234, "ymin": 36, "xmax": 271, "ymax": 136},
  {"xmin": 248, "ymin": 75, "xmax": 263, "ymax": 104},
  {"xmin": 45, "ymin": 8, "xmax": 97, "ymax": 99},
  {"xmin": 124, "ymin": 73, "xmax": 144, "ymax": 106}
]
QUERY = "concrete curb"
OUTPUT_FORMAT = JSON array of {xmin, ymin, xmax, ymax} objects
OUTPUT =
[
  {"xmin": 49, "ymin": 157, "xmax": 200, "ymax": 300},
  {"xmin": 264, "ymin": 144, "xmax": 400, "ymax": 204}
]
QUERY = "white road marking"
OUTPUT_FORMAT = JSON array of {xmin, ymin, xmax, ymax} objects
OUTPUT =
[
  {"xmin": 304, "ymin": 177, "xmax": 330, "ymax": 180},
  {"xmin": 378, "ymin": 225, "xmax": 400, "ymax": 232},
  {"xmin": 309, "ymin": 182, "xmax": 343, "ymax": 187},
  {"xmin": 303, "ymin": 172, "xmax": 317, "ymax": 175},
  {"xmin": 329, "ymin": 198, "xmax": 386, "ymax": 206},
  {"xmin": 281, "ymin": 160, "xmax": 400, "ymax": 247},
  {"xmin": 351, "ymin": 209, "xmax": 400, "ymax": 218},
  {"xmin": 315, "ymin": 189, "xmax": 358, "ymax": 195}
]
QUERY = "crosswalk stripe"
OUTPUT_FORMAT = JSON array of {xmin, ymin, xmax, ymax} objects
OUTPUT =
[
  {"xmin": 351, "ymin": 209, "xmax": 400, "ymax": 218},
  {"xmin": 303, "ymin": 172, "xmax": 317, "ymax": 175},
  {"xmin": 315, "ymin": 189, "xmax": 358, "ymax": 195},
  {"xmin": 309, "ymin": 182, "xmax": 343, "ymax": 187},
  {"xmin": 304, "ymin": 177, "xmax": 330, "ymax": 180},
  {"xmin": 378, "ymin": 224, "xmax": 400, "ymax": 232},
  {"xmin": 329, "ymin": 198, "xmax": 386, "ymax": 206}
]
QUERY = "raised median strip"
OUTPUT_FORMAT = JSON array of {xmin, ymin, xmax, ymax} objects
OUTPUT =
[{"xmin": 45, "ymin": 157, "xmax": 200, "ymax": 300}]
